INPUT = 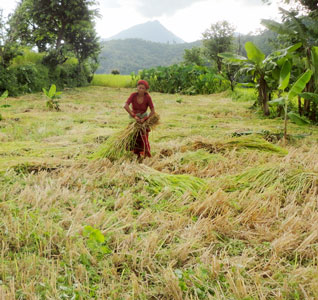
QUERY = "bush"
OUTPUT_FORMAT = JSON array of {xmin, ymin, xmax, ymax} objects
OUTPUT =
[
  {"xmin": 0, "ymin": 67, "xmax": 19, "ymax": 96},
  {"xmin": 11, "ymin": 64, "xmax": 49, "ymax": 93},
  {"xmin": 139, "ymin": 64, "xmax": 230, "ymax": 95}
]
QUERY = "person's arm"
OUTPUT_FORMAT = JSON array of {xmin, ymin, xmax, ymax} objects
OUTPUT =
[
  {"xmin": 141, "ymin": 106, "xmax": 155, "ymax": 123},
  {"xmin": 124, "ymin": 95, "xmax": 141, "ymax": 122},
  {"xmin": 141, "ymin": 95, "xmax": 155, "ymax": 123}
]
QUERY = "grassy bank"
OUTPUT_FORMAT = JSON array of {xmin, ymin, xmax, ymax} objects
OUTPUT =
[{"xmin": 1, "ymin": 86, "xmax": 318, "ymax": 299}]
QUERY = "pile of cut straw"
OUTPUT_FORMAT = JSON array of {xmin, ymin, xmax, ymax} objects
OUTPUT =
[{"xmin": 91, "ymin": 113, "xmax": 160, "ymax": 161}]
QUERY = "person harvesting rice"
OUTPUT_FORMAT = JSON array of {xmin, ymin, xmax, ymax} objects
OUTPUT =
[
  {"xmin": 91, "ymin": 80, "xmax": 159, "ymax": 161},
  {"xmin": 124, "ymin": 80, "xmax": 155, "ymax": 158}
]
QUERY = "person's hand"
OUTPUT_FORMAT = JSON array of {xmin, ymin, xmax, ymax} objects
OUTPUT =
[
  {"xmin": 134, "ymin": 115, "xmax": 141, "ymax": 123},
  {"xmin": 140, "ymin": 117, "xmax": 148, "ymax": 123}
]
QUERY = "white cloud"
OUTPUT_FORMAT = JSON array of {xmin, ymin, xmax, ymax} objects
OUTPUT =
[
  {"xmin": 0, "ymin": 0, "xmax": 282, "ymax": 42},
  {"xmin": 135, "ymin": 0, "xmax": 207, "ymax": 17}
]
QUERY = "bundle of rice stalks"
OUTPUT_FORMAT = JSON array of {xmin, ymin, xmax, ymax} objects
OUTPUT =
[
  {"xmin": 91, "ymin": 113, "xmax": 160, "ymax": 160},
  {"xmin": 137, "ymin": 165, "xmax": 207, "ymax": 197},
  {"xmin": 223, "ymin": 163, "xmax": 318, "ymax": 196},
  {"xmin": 180, "ymin": 149, "xmax": 215, "ymax": 167},
  {"xmin": 189, "ymin": 136, "xmax": 288, "ymax": 155}
]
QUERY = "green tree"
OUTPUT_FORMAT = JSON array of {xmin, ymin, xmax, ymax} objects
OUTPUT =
[
  {"xmin": 9, "ymin": 0, "xmax": 100, "ymax": 66},
  {"xmin": 183, "ymin": 47, "xmax": 204, "ymax": 66},
  {"xmin": 202, "ymin": 21, "xmax": 235, "ymax": 73},
  {"xmin": 0, "ymin": 10, "xmax": 20, "ymax": 68}
]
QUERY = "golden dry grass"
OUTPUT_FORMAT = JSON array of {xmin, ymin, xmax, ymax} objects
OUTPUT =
[{"xmin": 1, "ymin": 86, "xmax": 318, "ymax": 299}]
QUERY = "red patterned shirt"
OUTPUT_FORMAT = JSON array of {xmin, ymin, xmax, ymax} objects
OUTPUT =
[{"xmin": 126, "ymin": 92, "xmax": 154, "ymax": 114}]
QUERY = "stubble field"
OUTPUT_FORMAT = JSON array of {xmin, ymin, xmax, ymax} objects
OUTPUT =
[{"xmin": 1, "ymin": 86, "xmax": 318, "ymax": 299}]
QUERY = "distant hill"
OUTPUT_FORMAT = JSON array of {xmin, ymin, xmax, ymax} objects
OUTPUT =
[
  {"xmin": 97, "ymin": 39, "xmax": 201, "ymax": 75},
  {"xmin": 106, "ymin": 20, "xmax": 185, "ymax": 44}
]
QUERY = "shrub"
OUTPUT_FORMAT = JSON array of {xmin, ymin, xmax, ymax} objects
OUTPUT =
[{"xmin": 139, "ymin": 64, "xmax": 230, "ymax": 95}]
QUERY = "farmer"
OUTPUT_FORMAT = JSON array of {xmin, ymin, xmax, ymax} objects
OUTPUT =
[{"xmin": 124, "ymin": 80, "xmax": 155, "ymax": 158}]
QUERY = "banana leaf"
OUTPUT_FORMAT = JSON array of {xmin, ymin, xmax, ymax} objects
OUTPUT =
[
  {"xmin": 279, "ymin": 60, "xmax": 291, "ymax": 91},
  {"xmin": 218, "ymin": 52, "xmax": 247, "ymax": 62},
  {"xmin": 245, "ymin": 42, "xmax": 265, "ymax": 65},
  {"xmin": 288, "ymin": 112, "xmax": 310, "ymax": 125},
  {"xmin": 288, "ymin": 70, "xmax": 313, "ymax": 100},
  {"xmin": 269, "ymin": 97, "xmax": 285, "ymax": 105},
  {"xmin": 300, "ymin": 92, "xmax": 318, "ymax": 104}
]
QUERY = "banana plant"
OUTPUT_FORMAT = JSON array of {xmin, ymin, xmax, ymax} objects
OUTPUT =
[
  {"xmin": 0, "ymin": 90, "xmax": 9, "ymax": 120},
  {"xmin": 262, "ymin": 10, "xmax": 318, "ymax": 121},
  {"xmin": 219, "ymin": 42, "xmax": 302, "ymax": 116},
  {"xmin": 42, "ymin": 84, "xmax": 61, "ymax": 111},
  {"xmin": 270, "ymin": 61, "xmax": 312, "ymax": 142},
  {"xmin": 0, "ymin": 90, "xmax": 9, "ymax": 107}
]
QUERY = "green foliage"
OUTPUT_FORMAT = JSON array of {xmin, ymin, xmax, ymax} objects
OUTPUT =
[
  {"xmin": 83, "ymin": 225, "xmax": 111, "ymax": 258},
  {"xmin": 9, "ymin": 0, "xmax": 100, "ymax": 67},
  {"xmin": 0, "ymin": 89, "xmax": 9, "ymax": 108},
  {"xmin": 220, "ymin": 42, "xmax": 302, "ymax": 116},
  {"xmin": 183, "ymin": 47, "xmax": 205, "ymax": 66},
  {"xmin": 0, "ymin": 10, "xmax": 20, "ymax": 68},
  {"xmin": 139, "ymin": 64, "xmax": 230, "ymax": 95},
  {"xmin": 202, "ymin": 21, "xmax": 235, "ymax": 72},
  {"xmin": 42, "ymin": 84, "xmax": 61, "ymax": 111},
  {"xmin": 111, "ymin": 69, "xmax": 120, "ymax": 75},
  {"xmin": 0, "ymin": 90, "xmax": 8, "ymax": 100},
  {"xmin": 11, "ymin": 47, "xmax": 45, "ymax": 66},
  {"xmin": 288, "ymin": 112, "xmax": 310, "ymax": 125}
]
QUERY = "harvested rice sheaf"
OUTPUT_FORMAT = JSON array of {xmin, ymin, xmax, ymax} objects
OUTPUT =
[
  {"xmin": 223, "ymin": 164, "xmax": 318, "ymax": 196},
  {"xmin": 189, "ymin": 136, "xmax": 288, "ymax": 155},
  {"xmin": 137, "ymin": 165, "xmax": 208, "ymax": 197},
  {"xmin": 91, "ymin": 113, "xmax": 160, "ymax": 160}
]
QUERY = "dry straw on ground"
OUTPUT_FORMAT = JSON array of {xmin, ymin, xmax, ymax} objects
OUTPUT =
[{"xmin": 1, "ymin": 87, "xmax": 318, "ymax": 299}]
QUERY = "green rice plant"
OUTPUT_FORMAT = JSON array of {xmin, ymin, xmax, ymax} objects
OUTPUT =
[
  {"xmin": 190, "ymin": 136, "xmax": 288, "ymax": 155},
  {"xmin": 91, "ymin": 114, "xmax": 160, "ymax": 161},
  {"xmin": 91, "ymin": 74, "xmax": 135, "ymax": 88}
]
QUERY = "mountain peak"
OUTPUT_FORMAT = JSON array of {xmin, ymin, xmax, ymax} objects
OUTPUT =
[{"xmin": 106, "ymin": 20, "xmax": 185, "ymax": 44}]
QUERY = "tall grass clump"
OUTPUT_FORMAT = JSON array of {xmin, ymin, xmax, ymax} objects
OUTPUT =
[
  {"xmin": 228, "ymin": 87, "xmax": 257, "ymax": 102},
  {"xmin": 91, "ymin": 74, "xmax": 135, "ymax": 88},
  {"xmin": 91, "ymin": 113, "xmax": 160, "ymax": 161}
]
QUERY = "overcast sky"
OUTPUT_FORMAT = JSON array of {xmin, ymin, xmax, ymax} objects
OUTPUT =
[{"xmin": 1, "ymin": 0, "xmax": 285, "ymax": 42}]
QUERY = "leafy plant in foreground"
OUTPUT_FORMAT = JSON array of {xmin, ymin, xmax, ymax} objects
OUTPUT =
[
  {"xmin": 42, "ymin": 84, "xmax": 61, "ymax": 111},
  {"xmin": 83, "ymin": 225, "xmax": 111, "ymax": 258},
  {"xmin": 0, "ymin": 89, "xmax": 9, "ymax": 106},
  {"xmin": 270, "ymin": 61, "xmax": 312, "ymax": 142},
  {"xmin": 0, "ymin": 90, "xmax": 9, "ymax": 120},
  {"xmin": 219, "ymin": 42, "xmax": 302, "ymax": 116}
]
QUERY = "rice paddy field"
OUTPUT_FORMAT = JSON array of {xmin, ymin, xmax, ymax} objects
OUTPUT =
[
  {"xmin": 1, "ymin": 86, "xmax": 318, "ymax": 299},
  {"xmin": 91, "ymin": 74, "xmax": 136, "ymax": 88}
]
